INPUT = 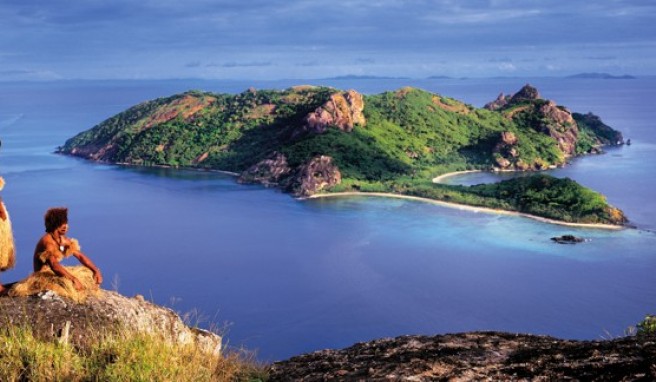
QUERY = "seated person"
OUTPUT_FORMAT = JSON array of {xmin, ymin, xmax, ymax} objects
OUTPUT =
[{"xmin": 9, "ymin": 207, "xmax": 103, "ymax": 302}]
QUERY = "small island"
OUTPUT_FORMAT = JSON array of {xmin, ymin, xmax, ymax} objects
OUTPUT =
[
  {"xmin": 566, "ymin": 72, "xmax": 636, "ymax": 80},
  {"xmin": 59, "ymin": 84, "xmax": 627, "ymax": 226}
]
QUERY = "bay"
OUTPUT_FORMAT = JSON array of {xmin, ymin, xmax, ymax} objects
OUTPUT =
[{"xmin": 1, "ymin": 78, "xmax": 655, "ymax": 361}]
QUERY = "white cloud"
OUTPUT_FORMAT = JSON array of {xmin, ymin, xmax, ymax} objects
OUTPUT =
[{"xmin": 498, "ymin": 63, "xmax": 517, "ymax": 71}]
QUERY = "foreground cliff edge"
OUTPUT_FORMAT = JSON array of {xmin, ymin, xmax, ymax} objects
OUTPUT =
[
  {"xmin": 0, "ymin": 289, "xmax": 221, "ymax": 354},
  {"xmin": 59, "ymin": 84, "xmax": 627, "ymax": 226},
  {"xmin": 2, "ymin": 290, "xmax": 654, "ymax": 380},
  {"xmin": 269, "ymin": 331, "xmax": 656, "ymax": 381}
]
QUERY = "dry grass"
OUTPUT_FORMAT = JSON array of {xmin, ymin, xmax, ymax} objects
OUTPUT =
[
  {"xmin": 0, "ymin": 324, "xmax": 268, "ymax": 382},
  {"xmin": 0, "ymin": 201, "xmax": 16, "ymax": 271},
  {"xmin": 8, "ymin": 265, "xmax": 100, "ymax": 303}
]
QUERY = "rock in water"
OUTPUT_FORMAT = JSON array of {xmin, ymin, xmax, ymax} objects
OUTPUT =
[{"xmin": 551, "ymin": 234, "xmax": 585, "ymax": 244}]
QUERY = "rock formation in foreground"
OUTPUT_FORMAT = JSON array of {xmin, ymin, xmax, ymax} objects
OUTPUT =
[
  {"xmin": 0, "ymin": 289, "xmax": 221, "ymax": 355},
  {"xmin": 269, "ymin": 331, "xmax": 656, "ymax": 381}
]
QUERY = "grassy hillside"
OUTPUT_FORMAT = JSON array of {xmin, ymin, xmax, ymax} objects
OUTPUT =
[
  {"xmin": 60, "ymin": 85, "xmax": 627, "ymax": 225},
  {"xmin": 0, "ymin": 325, "xmax": 265, "ymax": 382}
]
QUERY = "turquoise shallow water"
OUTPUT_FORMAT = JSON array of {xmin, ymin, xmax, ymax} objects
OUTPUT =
[{"xmin": 1, "ymin": 79, "xmax": 655, "ymax": 361}]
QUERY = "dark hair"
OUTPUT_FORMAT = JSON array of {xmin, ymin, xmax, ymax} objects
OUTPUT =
[{"xmin": 45, "ymin": 207, "xmax": 68, "ymax": 233}]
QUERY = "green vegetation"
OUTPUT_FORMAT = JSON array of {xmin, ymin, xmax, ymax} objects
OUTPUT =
[
  {"xmin": 0, "ymin": 325, "xmax": 266, "ymax": 382},
  {"xmin": 60, "ymin": 85, "xmax": 626, "ymax": 225},
  {"xmin": 637, "ymin": 315, "xmax": 656, "ymax": 336}
]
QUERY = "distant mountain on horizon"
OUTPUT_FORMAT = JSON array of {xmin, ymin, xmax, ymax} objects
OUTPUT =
[
  {"xmin": 566, "ymin": 72, "xmax": 636, "ymax": 80},
  {"xmin": 426, "ymin": 75, "xmax": 454, "ymax": 79},
  {"xmin": 320, "ymin": 74, "xmax": 411, "ymax": 80}
]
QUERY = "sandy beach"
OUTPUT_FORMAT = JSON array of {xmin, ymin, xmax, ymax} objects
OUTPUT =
[
  {"xmin": 304, "ymin": 191, "xmax": 624, "ymax": 230},
  {"xmin": 432, "ymin": 170, "xmax": 483, "ymax": 184}
]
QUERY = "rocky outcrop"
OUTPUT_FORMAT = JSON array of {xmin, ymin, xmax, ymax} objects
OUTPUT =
[
  {"xmin": 238, "ymin": 152, "xmax": 292, "ymax": 186},
  {"xmin": 269, "ymin": 331, "xmax": 656, "ymax": 381},
  {"xmin": 484, "ymin": 92, "xmax": 511, "ymax": 111},
  {"xmin": 538, "ymin": 101, "xmax": 579, "ymax": 156},
  {"xmin": 139, "ymin": 94, "xmax": 216, "ymax": 132},
  {"xmin": 492, "ymin": 131, "xmax": 534, "ymax": 171},
  {"xmin": 510, "ymin": 84, "xmax": 541, "ymax": 104},
  {"xmin": 487, "ymin": 85, "xmax": 581, "ymax": 163},
  {"xmin": 303, "ymin": 90, "xmax": 366, "ymax": 134},
  {"xmin": 284, "ymin": 155, "xmax": 341, "ymax": 197},
  {"xmin": 239, "ymin": 153, "xmax": 343, "ymax": 196},
  {"xmin": 574, "ymin": 112, "xmax": 624, "ymax": 146},
  {"xmin": 0, "ymin": 290, "xmax": 221, "ymax": 355}
]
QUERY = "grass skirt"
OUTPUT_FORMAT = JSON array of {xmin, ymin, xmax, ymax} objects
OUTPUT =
[
  {"xmin": 0, "ymin": 202, "xmax": 15, "ymax": 272},
  {"xmin": 9, "ymin": 265, "xmax": 99, "ymax": 303}
]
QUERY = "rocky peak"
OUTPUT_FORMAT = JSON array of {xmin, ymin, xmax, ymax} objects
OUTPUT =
[
  {"xmin": 510, "ymin": 84, "xmax": 541, "ymax": 104},
  {"xmin": 303, "ymin": 90, "xmax": 366, "ymax": 134},
  {"xmin": 484, "ymin": 92, "xmax": 511, "ymax": 111}
]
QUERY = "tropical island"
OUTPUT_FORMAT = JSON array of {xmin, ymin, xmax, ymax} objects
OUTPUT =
[{"xmin": 59, "ymin": 84, "xmax": 627, "ymax": 226}]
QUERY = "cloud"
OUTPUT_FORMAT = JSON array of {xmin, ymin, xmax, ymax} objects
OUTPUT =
[
  {"xmin": 497, "ymin": 63, "xmax": 517, "ymax": 72},
  {"xmin": 218, "ymin": 61, "xmax": 273, "ymax": 68},
  {"xmin": 0, "ymin": 68, "xmax": 61, "ymax": 80},
  {"xmin": 489, "ymin": 57, "xmax": 513, "ymax": 63},
  {"xmin": 584, "ymin": 55, "xmax": 617, "ymax": 61},
  {"xmin": 296, "ymin": 61, "xmax": 320, "ymax": 67},
  {"xmin": 0, "ymin": 0, "xmax": 654, "ymax": 79}
]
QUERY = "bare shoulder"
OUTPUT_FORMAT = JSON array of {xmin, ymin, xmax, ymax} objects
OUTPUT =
[{"xmin": 36, "ymin": 234, "xmax": 58, "ymax": 252}]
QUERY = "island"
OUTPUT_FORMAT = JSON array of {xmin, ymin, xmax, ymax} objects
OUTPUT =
[
  {"xmin": 59, "ymin": 84, "xmax": 627, "ymax": 226},
  {"xmin": 566, "ymin": 72, "xmax": 636, "ymax": 80}
]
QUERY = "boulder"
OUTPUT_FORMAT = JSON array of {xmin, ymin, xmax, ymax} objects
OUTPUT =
[
  {"xmin": 284, "ymin": 155, "xmax": 341, "ymax": 197},
  {"xmin": 238, "ymin": 152, "xmax": 292, "ymax": 186},
  {"xmin": 0, "ymin": 290, "xmax": 222, "ymax": 355}
]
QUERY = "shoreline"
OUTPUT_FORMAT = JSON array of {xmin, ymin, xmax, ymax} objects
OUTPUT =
[
  {"xmin": 304, "ymin": 191, "xmax": 624, "ymax": 230},
  {"xmin": 62, "ymin": 153, "xmax": 624, "ymax": 230},
  {"xmin": 432, "ymin": 170, "xmax": 483, "ymax": 184}
]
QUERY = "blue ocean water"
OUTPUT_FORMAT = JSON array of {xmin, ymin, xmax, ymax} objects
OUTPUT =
[{"xmin": 1, "ymin": 78, "xmax": 655, "ymax": 361}]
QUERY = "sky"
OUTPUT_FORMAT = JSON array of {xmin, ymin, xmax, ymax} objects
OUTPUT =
[{"xmin": 0, "ymin": 0, "xmax": 654, "ymax": 80}]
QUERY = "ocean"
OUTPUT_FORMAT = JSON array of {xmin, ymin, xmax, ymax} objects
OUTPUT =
[{"xmin": 1, "ymin": 77, "xmax": 655, "ymax": 361}]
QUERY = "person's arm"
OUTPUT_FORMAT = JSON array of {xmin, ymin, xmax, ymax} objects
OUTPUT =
[
  {"xmin": 73, "ymin": 251, "xmax": 103, "ymax": 285},
  {"xmin": 45, "ymin": 253, "xmax": 84, "ymax": 291}
]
